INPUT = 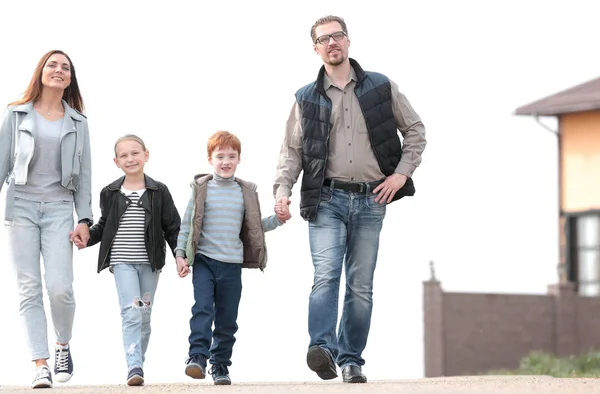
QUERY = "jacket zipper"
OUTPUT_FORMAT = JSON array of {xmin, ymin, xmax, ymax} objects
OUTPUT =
[
  {"xmin": 147, "ymin": 192, "xmax": 154, "ymax": 271},
  {"xmin": 100, "ymin": 196, "xmax": 129, "ymax": 269}
]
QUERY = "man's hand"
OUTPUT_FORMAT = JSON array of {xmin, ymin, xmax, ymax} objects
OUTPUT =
[
  {"xmin": 275, "ymin": 197, "xmax": 291, "ymax": 223},
  {"xmin": 372, "ymin": 173, "xmax": 408, "ymax": 204},
  {"xmin": 70, "ymin": 223, "xmax": 90, "ymax": 250},
  {"xmin": 276, "ymin": 210, "xmax": 292, "ymax": 223},
  {"xmin": 176, "ymin": 256, "xmax": 190, "ymax": 278}
]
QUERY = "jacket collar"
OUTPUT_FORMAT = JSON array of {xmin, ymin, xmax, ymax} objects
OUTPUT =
[
  {"xmin": 193, "ymin": 173, "xmax": 212, "ymax": 187},
  {"xmin": 13, "ymin": 100, "xmax": 86, "ymax": 122},
  {"xmin": 107, "ymin": 174, "xmax": 158, "ymax": 191},
  {"xmin": 192, "ymin": 173, "xmax": 256, "ymax": 191},
  {"xmin": 315, "ymin": 58, "xmax": 366, "ymax": 96},
  {"xmin": 14, "ymin": 100, "xmax": 82, "ymax": 140}
]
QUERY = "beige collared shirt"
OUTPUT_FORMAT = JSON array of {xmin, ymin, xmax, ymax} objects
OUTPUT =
[{"xmin": 274, "ymin": 67, "xmax": 426, "ymax": 199}]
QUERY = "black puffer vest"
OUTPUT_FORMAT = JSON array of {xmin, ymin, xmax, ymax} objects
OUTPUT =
[{"xmin": 295, "ymin": 58, "xmax": 415, "ymax": 220}]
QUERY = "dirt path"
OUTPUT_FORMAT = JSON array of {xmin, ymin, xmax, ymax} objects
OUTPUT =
[{"xmin": 2, "ymin": 376, "xmax": 599, "ymax": 393}]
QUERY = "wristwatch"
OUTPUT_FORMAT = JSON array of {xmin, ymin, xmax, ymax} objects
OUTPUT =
[{"xmin": 78, "ymin": 218, "xmax": 93, "ymax": 227}]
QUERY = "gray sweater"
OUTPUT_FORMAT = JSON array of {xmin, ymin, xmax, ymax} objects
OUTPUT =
[
  {"xmin": 176, "ymin": 174, "xmax": 281, "ymax": 264},
  {"xmin": 15, "ymin": 112, "xmax": 73, "ymax": 202}
]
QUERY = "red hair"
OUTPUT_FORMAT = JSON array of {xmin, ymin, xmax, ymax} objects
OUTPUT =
[{"xmin": 207, "ymin": 130, "xmax": 241, "ymax": 157}]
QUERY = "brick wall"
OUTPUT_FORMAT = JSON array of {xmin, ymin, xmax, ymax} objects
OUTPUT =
[{"xmin": 423, "ymin": 280, "xmax": 600, "ymax": 377}]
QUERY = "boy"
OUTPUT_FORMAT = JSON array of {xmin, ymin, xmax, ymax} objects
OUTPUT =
[{"xmin": 175, "ymin": 131, "xmax": 290, "ymax": 385}]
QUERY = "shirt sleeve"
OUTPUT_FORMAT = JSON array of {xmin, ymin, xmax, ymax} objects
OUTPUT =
[
  {"xmin": 390, "ymin": 80, "xmax": 427, "ymax": 177},
  {"xmin": 273, "ymin": 101, "xmax": 304, "ymax": 199},
  {"xmin": 175, "ymin": 190, "xmax": 194, "ymax": 258},
  {"xmin": 262, "ymin": 214, "xmax": 282, "ymax": 232}
]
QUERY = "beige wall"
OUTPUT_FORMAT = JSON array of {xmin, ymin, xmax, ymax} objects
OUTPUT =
[{"xmin": 561, "ymin": 110, "xmax": 600, "ymax": 212}]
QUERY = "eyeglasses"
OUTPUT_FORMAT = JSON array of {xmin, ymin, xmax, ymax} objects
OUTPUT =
[{"xmin": 314, "ymin": 31, "xmax": 347, "ymax": 45}]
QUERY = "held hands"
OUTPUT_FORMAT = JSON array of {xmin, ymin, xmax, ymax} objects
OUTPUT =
[
  {"xmin": 176, "ymin": 256, "xmax": 190, "ymax": 278},
  {"xmin": 373, "ymin": 173, "xmax": 408, "ymax": 204},
  {"xmin": 275, "ymin": 196, "xmax": 292, "ymax": 223},
  {"xmin": 69, "ymin": 223, "xmax": 90, "ymax": 250}
]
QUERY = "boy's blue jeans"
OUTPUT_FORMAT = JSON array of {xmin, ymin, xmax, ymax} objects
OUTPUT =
[
  {"xmin": 189, "ymin": 254, "xmax": 242, "ymax": 367},
  {"xmin": 113, "ymin": 264, "xmax": 160, "ymax": 371},
  {"xmin": 307, "ymin": 186, "xmax": 386, "ymax": 368}
]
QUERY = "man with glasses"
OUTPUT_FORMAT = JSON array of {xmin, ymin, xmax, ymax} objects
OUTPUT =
[{"xmin": 273, "ymin": 15, "xmax": 427, "ymax": 383}]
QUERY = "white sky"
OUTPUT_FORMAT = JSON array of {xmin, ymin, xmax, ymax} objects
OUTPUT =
[{"xmin": 1, "ymin": 0, "xmax": 599, "ymax": 386}]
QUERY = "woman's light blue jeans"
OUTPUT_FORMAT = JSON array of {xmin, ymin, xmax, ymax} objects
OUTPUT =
[{"xmin": 7, "ymin": 197, "xmax": 75, "ymax": 361}]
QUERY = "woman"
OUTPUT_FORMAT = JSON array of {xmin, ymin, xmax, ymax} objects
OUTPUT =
[{"xmin": 0, "ymin": 50, "xmax": 92, "ymax": 389}]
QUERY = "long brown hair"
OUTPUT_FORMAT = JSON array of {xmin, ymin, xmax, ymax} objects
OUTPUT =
[{"xmin": 9, "ymin": 50, "xmax": 85, "ymax": 113}]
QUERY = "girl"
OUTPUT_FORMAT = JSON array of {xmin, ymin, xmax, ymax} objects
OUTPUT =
[
  {"xmin": 77, "ymin": 134, "xmax": 180, "ymax": 386},
  {"xmin": 0, "ymin": 50, "xmax": 92, "ymax": 389}
]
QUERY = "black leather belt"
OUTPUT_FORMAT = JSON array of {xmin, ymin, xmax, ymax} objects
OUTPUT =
[{"xmin": 323, "ymin": 179, "xmax": 384, "ymax": 194}]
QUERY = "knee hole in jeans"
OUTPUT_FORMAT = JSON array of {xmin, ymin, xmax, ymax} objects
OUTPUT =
[{"xmin": 131, "ymin": 293, "xmax": 152, "ymax": 309}]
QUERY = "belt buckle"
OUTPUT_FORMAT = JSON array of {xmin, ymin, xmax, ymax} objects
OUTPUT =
[{"xmin": 358, "ymin": 183, "xmax": 364, "ymax": 193}]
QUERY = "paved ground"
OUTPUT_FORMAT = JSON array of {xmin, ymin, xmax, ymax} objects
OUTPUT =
[{"xmin": 2, "ymin": 376, "xmax": 600, "ymax": 393}]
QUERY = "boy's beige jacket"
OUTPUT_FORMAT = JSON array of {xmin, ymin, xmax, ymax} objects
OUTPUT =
[{"xmin": 185, "ymin": 174, "xmax": 268, "ymax": 270}]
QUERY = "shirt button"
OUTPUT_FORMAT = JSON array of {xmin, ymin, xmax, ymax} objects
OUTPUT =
[
  {"xmin": 347, "ymin": 126, "xmax": 350, "ymax": 129},
  {"xmin": 345, "ymin": 108, "xmax": 348, "ymax": 111},
  {"xmin": 349, "ymin": 160, "xmax": 353, "ymax": 163},
  {"xmin": 351, "ymin": 177, "xmax": 355, "ymax": 180},
  {"xmin": 343, "ymin": 92, "xmax": 347, "ymax": 95},
  {"xmin": 348, "ymin": 143, "xmax": 351, "ymax": 146}
]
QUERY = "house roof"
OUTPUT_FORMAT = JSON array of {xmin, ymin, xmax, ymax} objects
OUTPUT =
[{"xmin": 514, "ymin": 76, "xmax": 600, "ymax": 116}]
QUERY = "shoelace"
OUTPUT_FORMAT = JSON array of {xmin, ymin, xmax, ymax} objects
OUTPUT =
[
  {"xmin": 209, "ymin": 366, "xmax": 228, "ymax": 376},
  {"xmin": 186, "ymin": 356, "xmax": 205, "ymax": 366},
  {"xmin": 55, "ymin": 349, "xmax": 70, "ymax": 372}
]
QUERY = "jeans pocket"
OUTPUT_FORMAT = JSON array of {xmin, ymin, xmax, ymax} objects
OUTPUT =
[
  {"xmin": 320, "ymin": 187, "xmax": 333, "ymax": 203},
  {"xmin": 365, "ymin": 194, "xmax": 387, "ymax": 211}
]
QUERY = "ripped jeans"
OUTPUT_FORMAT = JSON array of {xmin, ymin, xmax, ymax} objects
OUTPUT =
[{"xmin": 112, "ymin": 264, "xmax": 160, "ymax": 371}]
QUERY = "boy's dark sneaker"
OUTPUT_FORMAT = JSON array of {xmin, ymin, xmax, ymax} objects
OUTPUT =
[
  {"xmin": 127, "ymin": 367, "xmax": 144, "ymax": 386},
  {"xmin": 306, "ymin": 345, "xmax": 338, "ymax": 380},
  {"xmin": 209, "ymin": 364, "xmax": 231, "ymax": 385},
  {"xmin": 185, "ymin": 354, "xmax": 206, "ymax": 379},
  {"xmin": 54, "ymin": 344, "xmax": 73, "ymax": 383},
  {"xmin": 32, "ymin": 365, "xmax": 53, "ymax": 389}
]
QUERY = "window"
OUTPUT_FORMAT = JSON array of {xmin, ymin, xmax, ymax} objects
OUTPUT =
[{"xmin": 569, "ymin": 213, "xmax": 600, "ymax": 296}]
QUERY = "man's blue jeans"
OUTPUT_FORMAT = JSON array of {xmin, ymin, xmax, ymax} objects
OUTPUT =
[{"xmin": 308, "ymin": 185, "xmax": 386, "ymax": 367}]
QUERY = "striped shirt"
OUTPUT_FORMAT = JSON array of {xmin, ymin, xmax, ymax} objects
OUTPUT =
[
  {"xmin": 197, "ymin": 176, "xmax": 245, "ymax": 263},
  {"xmin": 176, "ymin": 174, "xmax": 282, "ymax": 264},
  {"xmin": 110, "ymin": 187, "xmax": 149, "ymax": 265}
]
